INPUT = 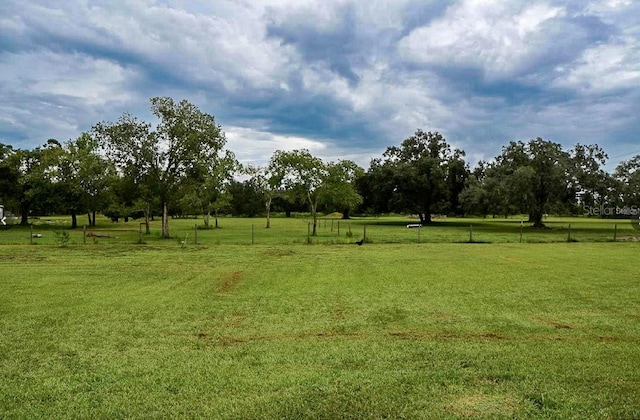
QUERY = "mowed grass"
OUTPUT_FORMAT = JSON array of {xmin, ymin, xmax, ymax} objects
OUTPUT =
[
  {"xmin": 0, "ymin": 214, "xmax": 637, "ymax": 246},
  {"xmin": 1, "ymin": 242, "xmax": 640, "ymax": 418}
]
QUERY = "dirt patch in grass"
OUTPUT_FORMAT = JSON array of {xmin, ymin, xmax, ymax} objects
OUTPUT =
[
  {"xmin": 262, "ymin": 249, "xmax": 296, "ymax": 257},
  {"xmin": 533, "ymin": 316, "xmax": 575, "ymax": 330},
  {"xmin": 387, "ymin": 331, "xmax": 507, "ymax": 341},
  {"xmin": 447, "ymin": 393, "xmax": 518, "ymax": 417},
  {"xmin": 216, "ymin": 271, "xmax": 243, "ymax": 295}
]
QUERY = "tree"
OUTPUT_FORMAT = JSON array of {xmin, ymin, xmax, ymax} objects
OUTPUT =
[
  {"xmin": 181, "ymin": 150, "xmax": 239, "ymax": 228},
  {"xmin": 614, "ymin": 155, "xmax": 640, "ymax": 209},
  {"xmin": 0, "ymin": 144, "xmax": 21, "ymax": 213},
  {"xmin": 318, "ymin": 160, "xmax": 363, "ymax": 219},
  {"xmin": 371, "ymin": 130, "xmax": 466, "ymax": 224},
  {"xmin": 565, "ymin": 143, "xmax": 617, "ymax": 216},
  {"xmin": 492, "ymin": 138, "xmax": 572, "ymax": 227},
  {"xmin": 227, "ymin": 180, "xmax": 263, "ymax": 217},
  {"xmin": 94, "ymin": 97, "xmax": 227, "ymax": 238},
  {"xmin": 247, "ymin": 164, "xmax": 280, "ymax": 228},
  {"xmin": 356, "ymin": 158, "xmax": 397, "ymax": 215},
  {"xmin": 54, "ymin": 133, "xmax": 115, "ymax": 228},
  {"xmin": 270, "ymin": 149, "xmax": 326, "ymax": 236},
  {"xmin": 4, "ymin": 141, "xmax": 60, "ymax": 225}
]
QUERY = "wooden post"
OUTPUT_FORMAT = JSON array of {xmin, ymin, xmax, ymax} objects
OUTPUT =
[
  {"xmin": 337, "ymin": 221, "xmax": 340, "ymax": 236},
  {"xmin": 613, "ymin": 224, "xmax": 617, "ymax": 242},
  {"xmin": 520, "ymin": 221, "xmax": 523, "ymax": 243},
  {"xmin": 83, "ymin": 225, "xmax": 87, "ymax": 244},
  {"xmin": 194, "ymin": 224, "xmax": 198, "ymax": 245},
  {"xmin": 251, "ymin": 224, "xmax": 255, "ymax": 245},
  {"xmin": 567, "ymin": 224, "xmax": 572, "ymax": 242},
  {"xmin": 30, "ymin": 224, "xmax": 33, "ymax": 245},
  {"xmin": 469, "ymin": 224, "xmax": 473, "ymax": 243},
  {"xmin": 418, "ymin": 225, "xmax": 421, "ymax": 243},
  {"xmin": 331, "ymin": 220, "xmax": 333, "ymax": 232}
]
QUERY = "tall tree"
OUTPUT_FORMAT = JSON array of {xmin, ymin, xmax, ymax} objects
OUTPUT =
[
  {"xmin": 493, "ymin": 138, "xmax": 572, "ymax": 227},
  {"xmin": 94, "ymin": 97, "xmax": 227, "ymax": 238},
  {"xmin": 372, "ymin": 130, "xmax": 466, "ymax": 224},
  {"xmin": 181, "ymin": 150, "xmax": 239, "ymax": 228},
  {"xmin": 247, "ymin": 164, "xmax": 280, "ymax": 228},
  {"xmin": 570, "ymin": 144, "xmax": 613, "ymax": 214},
  {"xmin": 227, "ymin": 180, "xmax": 264, "ymax": 217},
  {"xmin": 614, "ymin": 155, "xmax": 640, "ymax": 209},
  {"xmin": 318, "ymin": 160, "xmax": 363, "ymax": 219},
  {"xmin": 4, "ymin": 141, "xmax": 60, "ymax": 225},
  {"xmin": 55, "ymin": 133, "xmax": 115, "ymax": 228},
  {"xmin": 270, "ymin": 149, "xmax": 326, "ymax": 236},
  {"xmin": 0, "ymin": 144, "xmax": 21, "ymax": 214}
]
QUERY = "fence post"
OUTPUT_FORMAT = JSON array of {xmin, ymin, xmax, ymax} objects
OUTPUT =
[
  {"xmin": 469, "ymin": 224, "xmax": 473, "ymax": 242},
  {"xmin": 418, "ymin": 225, "xmax": 421, "ymax": 243},
  {"xmin": 567, "ymin": 224, "xmax": 572, "ymax": 242},
  {"xmin": 194, "ymin": 224, "xmax": 198, "ymax": 245},
  {"xmin": 520, "ymin": 221, "xmax": 524, "ymax": 243},
  {"xmin": 83, "ymin": 225, "xmax": 87, "ymax": 244},
  {"xmin": 337, "ymin": 221, "xmax": 340, "ymax": 236},
  {"xmin": 252, "ymin": 224, "xmax": 255, "ymax": 245},
  {"xmin": 30, "ymin": 224, "xmax": 33, "ymax": 245},
  {"xmin": 613, "ymin": 224, "xmax": 617, "ymax": 242}
]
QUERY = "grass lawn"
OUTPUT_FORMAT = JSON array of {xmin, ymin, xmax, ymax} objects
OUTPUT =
[
  {"xmin": 0, "ymin": 214, "xmax": 637, "ymax": 246},
  {"xmin": 1, "ymin": 240, "xmax": 639, "ymax": 418}
]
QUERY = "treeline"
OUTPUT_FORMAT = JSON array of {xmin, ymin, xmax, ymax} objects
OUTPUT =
[{"xmin": 1, "ymin": 98, "xmax": 638, "ymax": 235}]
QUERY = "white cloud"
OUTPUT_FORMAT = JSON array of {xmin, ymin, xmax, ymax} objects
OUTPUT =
[
  {"xmin": 398, "ymin": 0, "xmax": 566, "ymax": 79},
  {"xmin": 225, "ymin": 126, "xmax": 378, "ymax": 168},
  {"xmin": 553, "ymin": 41, "xmax": 640, "ymax": 93},
  {"xmin": 0, "ymin": 51, "xmax": 135, "ymax": 110},
  {"xmin": 225, "ymin": 126, "xmax": 327, "ymax": 166}
]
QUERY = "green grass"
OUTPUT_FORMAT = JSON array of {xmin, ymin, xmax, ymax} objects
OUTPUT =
[
  {"xmin": 1, "ymin": 241, "xmax": 640, "ymax": 418},
  {"xmin": 0, "ymin": 214, "xmax": 637, "ymax": 246}
]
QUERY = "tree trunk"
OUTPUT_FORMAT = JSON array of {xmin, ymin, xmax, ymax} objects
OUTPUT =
[
  {"xmin": 214, "ymin": 209, "xmax": 219, "ymax": 228},
  {"xmin": 92, "ymin": 210, "xmax": 96, "ymax": 227},
  {"xmin": 20, "ymin": 202, "xmax": 29, "ymax": 226},
  {"xmin": 87, "ymin": 212, "xmax": 92, "ymax": 227},
  {"xmin": 342, "ymin": 208, "xmax": 350, "ymax": 219},
  {"xmin": 71, "ymin": 211, "xmax": 77, "ymax": 229},
  {"xmin": 204, "ymin": 212, "xmax": 210, "ymax": 229},
  {"xmin": 531, "ymin": 210, "xmax": 545, "ymax": 228},
  {"xmin": 311, "ymin": 202, "xmax": 317, "ymax": 236},
  {"xmin": 419, "ymin": 213, "xmax": 432, "ymax": 224},
  {"xmin": 143, "ymin": 202, "xmax": 150, "ymax": 234},
  {"xmin": 162, "ymin": 201, "xmax": 170, "ymax": 238},
  {"xmin": 265, "ymin": 198, "xmax": 271, "ymax": 229}
]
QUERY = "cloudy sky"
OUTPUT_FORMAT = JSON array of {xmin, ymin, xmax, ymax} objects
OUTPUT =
[{"xmin": 1, "ymin": 0, "xmax": 639, "ymax": 170}]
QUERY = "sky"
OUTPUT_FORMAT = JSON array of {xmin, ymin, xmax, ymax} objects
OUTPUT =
[{"xmin": 1, "ymin": 0, "xmax": 639, "ymax": 171}]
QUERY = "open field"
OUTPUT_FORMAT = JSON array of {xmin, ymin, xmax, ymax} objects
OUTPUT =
[
  {"xmin": 1, "ymin": 239, "xmax": 640, "ymax": 418},
  {"xmin": 0, "ymin": 214, "xmax": 638, "ymax": 246}
]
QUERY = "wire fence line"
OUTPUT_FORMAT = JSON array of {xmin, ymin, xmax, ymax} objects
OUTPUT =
[{"xmin": 1, "ymin": 216, "xmax": 637, "ymax": 247}]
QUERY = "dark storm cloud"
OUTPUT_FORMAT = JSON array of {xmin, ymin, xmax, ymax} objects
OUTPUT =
[{"xmin": 0, "ymin": 0, "xmax": 638, "ymax": 168}]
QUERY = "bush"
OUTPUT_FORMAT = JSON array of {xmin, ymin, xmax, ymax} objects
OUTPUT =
[{"xmin": 54, "ymin": 230, "xmax": 70, "ymax": 247}]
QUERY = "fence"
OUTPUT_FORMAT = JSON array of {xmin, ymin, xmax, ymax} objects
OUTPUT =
[{"xmin": 0, "ymin": 216, "xmax": 637, "ymax": 247}]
